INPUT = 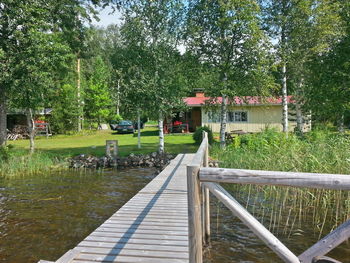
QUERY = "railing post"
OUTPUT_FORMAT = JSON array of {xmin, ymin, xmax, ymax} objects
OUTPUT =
[
  {"xmin": 203, "ymin": 186, "xmax": 210, "ymax": 245},
  {"xmin": 187, "ymin": 164, "xmax": 203, "ymax": 263},
  {"xmin": 202, "ymin": 131, "xmax": 210, "ymax": 245},
  {"xmin": 202, "ymin": 131, "xmax": 209, "ymax": 167}
]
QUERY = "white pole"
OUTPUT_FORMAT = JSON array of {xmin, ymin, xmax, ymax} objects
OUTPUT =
[{"xmin": 137, "ymin": 109, "xmax": 141, "ymax": 149}]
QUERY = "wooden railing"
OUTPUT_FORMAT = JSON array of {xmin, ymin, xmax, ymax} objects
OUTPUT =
[{"xmin": 187, "ymin": 132, "xmax": 350, "ymax": 263}]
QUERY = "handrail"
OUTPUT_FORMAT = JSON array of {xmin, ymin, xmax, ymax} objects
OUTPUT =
[
  {"xmin": 187, "ymin": 132, "xmax": 209, "ymax": 263},
  {"xmin": 200, "ymin": 167, "xmax": 350, "ymax": 190},
  {"xmin": 187, "ymin": 134, "xmax": 350, "ymax": 263},
  {"xmin": 190, "ymin": 133, "xmax": 208, "ymax": 166}
]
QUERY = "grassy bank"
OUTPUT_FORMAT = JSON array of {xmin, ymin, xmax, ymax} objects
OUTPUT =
[
  {"xmin": 0, "ymin": 127, "xmax": 196, "ymax": 176},
  {"xmin": 211, "ymin": 129, "xmax": 350, "ymax": 237}
]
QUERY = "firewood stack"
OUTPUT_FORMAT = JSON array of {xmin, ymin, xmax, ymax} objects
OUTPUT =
[{"xmin": 7, "ymin": 125, "xmax": 29, "ymax": 140}]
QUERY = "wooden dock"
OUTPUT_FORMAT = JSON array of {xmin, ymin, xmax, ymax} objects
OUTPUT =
[
  {"xmin": 38, "ymin": 132, "xmax": 350, "ymax": 263},
  {"xmin": 40, "ymin": 153, "xmax": 193, "ymax": 263}
]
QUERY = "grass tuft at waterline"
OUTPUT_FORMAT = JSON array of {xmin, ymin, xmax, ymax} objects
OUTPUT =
[{"xmin": 0, "ymin": 149, "xmax": 65, "ymax": 177}]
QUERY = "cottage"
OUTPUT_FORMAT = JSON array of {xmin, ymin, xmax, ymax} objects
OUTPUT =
[{"xmin": 166, "ymin": 91, "xmax": 310, "ymax": 133}]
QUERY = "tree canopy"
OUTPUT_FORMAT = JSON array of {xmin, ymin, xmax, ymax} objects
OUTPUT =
[{"xmin": 1, "ymin": 0, "xmax": 350, "ymax": 151}]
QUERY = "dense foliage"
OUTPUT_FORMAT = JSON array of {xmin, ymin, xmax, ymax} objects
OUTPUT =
[
  {"xmin": 50, "ymin": 84, "xmax": 80, "ymax": 134},
  {"xmin": 0, "ymin": 0, "xmax": 349, "ymax": 153},
  {"xmin": 186, "ymin": 0, "xmax": 275, "ymax": 147}
]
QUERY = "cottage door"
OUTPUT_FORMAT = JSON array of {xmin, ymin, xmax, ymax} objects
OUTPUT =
[{"xmin": 192, "ymin": 107, "xmax": 202, "ymax": 130}]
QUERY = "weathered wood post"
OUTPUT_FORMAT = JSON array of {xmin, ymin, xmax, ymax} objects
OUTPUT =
[
  {"xmin": 202, "ymin": 131, "xmax": 210, "ymax": 245},
  {"xmin": 106, "ymin": 140, "xmax": 118, "ymax": 166},
  {"xmin": 188, "ymin": 164, "xmax": 203, "ymax": 263}
]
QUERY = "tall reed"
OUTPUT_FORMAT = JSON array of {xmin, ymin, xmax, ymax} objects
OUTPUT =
[
  {"xmin": 212, "ymin": 129, "xmax": 350, "ymax": 237},
  {"xmin": 0, "ymin": 147, "xmax": 66, "ymax": 177}
]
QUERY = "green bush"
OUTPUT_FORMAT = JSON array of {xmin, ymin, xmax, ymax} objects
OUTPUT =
[
  {"xmin": 238, "ymin": 128, "xmax": 283, "ymax": 150},
  {"xmin": 193, "ymin": 126, "xmax": 214, "ymax": 145},
  {"xmin": 0, "ymin": 146, "xmax": 11, "ymax": 162}
]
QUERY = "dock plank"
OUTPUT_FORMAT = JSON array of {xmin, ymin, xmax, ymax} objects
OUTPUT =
[
  {"xmin": 77, "ymin": 241, "xmax": 189, "ymax": 252},
  {"xmin": 40, "ymin": 154, "xmax": 193, "ymax": 263}
]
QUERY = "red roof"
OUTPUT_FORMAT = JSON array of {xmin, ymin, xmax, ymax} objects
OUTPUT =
[{"xmin": 184, "ymin": 96, "xmax": 294, "ymax": 106}]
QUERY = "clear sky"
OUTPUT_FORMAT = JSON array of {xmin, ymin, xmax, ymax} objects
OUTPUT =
[{"xmin": 91, "ymin": 6, "xmax": 122, "ymax": 27}]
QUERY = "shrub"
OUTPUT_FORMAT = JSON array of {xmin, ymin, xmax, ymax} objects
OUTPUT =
[
  {"xmin": 0, "ymin": 146, "xmax": 11, "ymax": 162},
  {"xmin": 233, "ymin": 135, "xmax": 241, "ymax": 148},
  {"xmin": 193, "ymin": 126, "xmax": 214, "ymax": 145},
  {"xmin": 238, "ymin": 128, "xmax": 291, "ymax": 151}
]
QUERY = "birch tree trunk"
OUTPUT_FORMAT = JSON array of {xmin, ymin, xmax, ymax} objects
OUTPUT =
[
  {"xmin": 220, "ymin": 93, "xmax": 227, "ymax": 149},
  {"xmin": 281, "ymin": 12, "xmax": 289, "ymax": 135},
  {"xmin": 0, "ymin": 90, "xmax": 7, "ymax": 147},
  {"xmin": 158, "ymin": 112, "xmax": 164, "ymax": 154},
  {"xmin": 116, "ymin": 79, "xmax": 120, "ymax": 116},
  {"xmin": 77, "ymin": 57, "xmax": 82, "ymax": 132},
  {"xmin": 295, "ymin": 80, "xmax": 304, "ymax": 134},
  {"xmin": 137, "ymin": 109, "xmax": 141, "ymax": 149},
  {"xmin": 338, "ymin": 114, "xmax": 345, "ymax": 133},
  {"xmin": 281, "ymin": 62, "xmax": 289, "ymax": 134},
  {"xmin": 26, "ymin": 108, "xmax": 35, "ymax": 154},
  {"xmin": 295, "ymin": 100, "xmax": 303, "ymax": 134}
]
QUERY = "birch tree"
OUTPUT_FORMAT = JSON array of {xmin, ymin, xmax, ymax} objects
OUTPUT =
[
  {"xmin": 0, "ymin": 1, "xmax": 70, "ymax": 151},
  {"xmin": 0, "ymin": 1, "xmax": 29, "ymax": 147},
  {"xmin": 11, "ymin": 30, "xmax": 70, "ymax": 153},
  {"xmin": 110, "ymin": 18, "xmax": 153, "ymax": 149},
  {"xmin": 186, "ymin": 0, "xmax": 273, "ymax": 148},
  {"xmin": 122, "ymin": 0, "xmax": 187, "ymax": 153},
  {"xmin": 113, "ymin": 21, "xmax": 188, "ymax": 151},
  {"xmin": 260, "ymin": 0, "xmax": 342, "ymax": 134},
  {"xmin": 259, "ymin": 0, "xmax": 293, "ymax": 134}
]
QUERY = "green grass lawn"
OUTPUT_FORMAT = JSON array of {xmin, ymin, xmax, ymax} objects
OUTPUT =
[{"xmin": 8, "ymin": 127, "xmax": 197, "ymax": 158}]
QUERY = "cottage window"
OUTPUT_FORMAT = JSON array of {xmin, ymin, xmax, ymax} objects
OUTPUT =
[
  {"xmin": 208, "ymin": 110, "xmax": 248, "ymax": 123},
  {"xmin": 208, "ymin": 111, "xmax": 220, "ymax": 123},
  {"xmin": 227, "ymin": 111, "xmax": 248, "ymax": 122}
]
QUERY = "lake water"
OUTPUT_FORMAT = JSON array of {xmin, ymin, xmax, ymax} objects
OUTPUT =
[
  {"xmin": 1, "ymin": 170, "xmax": 349, "ymax": 263},
  {"xmin": 204, "ymin": 185, "xmax": 350, "ymax": 262},
  {"xmin": 0, "ymin": 168, "xmax": 156, "ymax": 263}
]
